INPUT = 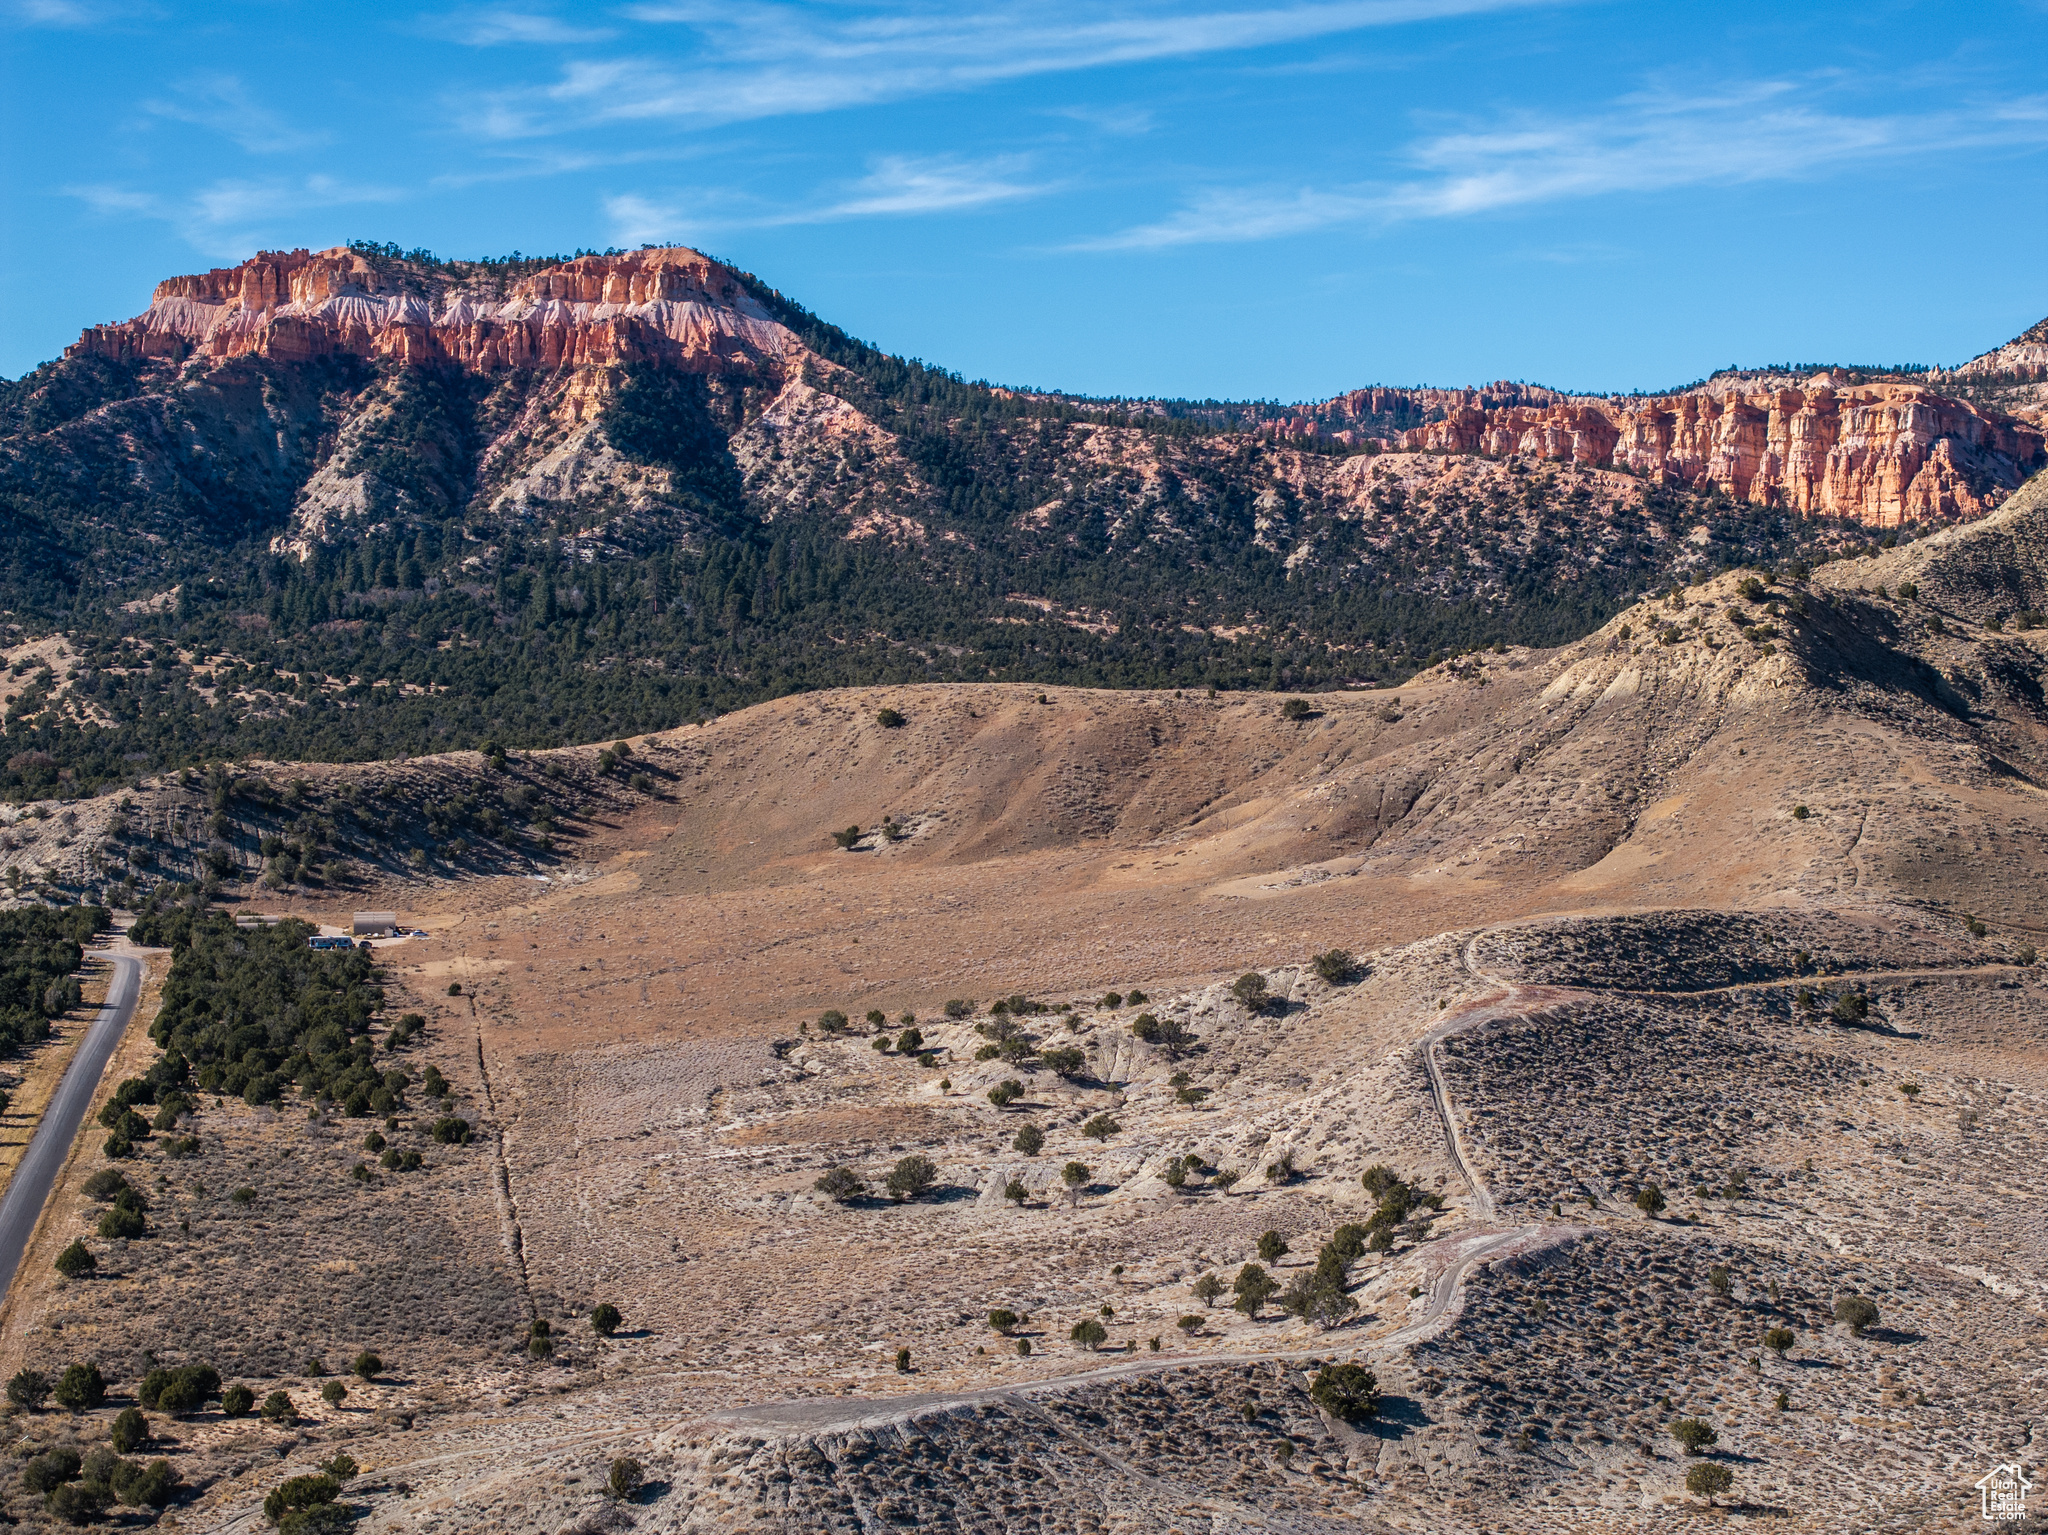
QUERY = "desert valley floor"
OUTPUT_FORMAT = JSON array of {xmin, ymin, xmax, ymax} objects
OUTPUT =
[{"xmin": 0, "ymin": 480, "xmax": 2046, "ymax": 1532}]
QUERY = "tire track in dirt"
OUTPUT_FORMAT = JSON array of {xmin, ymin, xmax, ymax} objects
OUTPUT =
[{"xmin": 466, "ymin": 989, "xmax": 536, "ymax": 1324}]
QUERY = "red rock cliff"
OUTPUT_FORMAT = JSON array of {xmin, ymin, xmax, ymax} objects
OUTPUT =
[
  {"xmin": 68, "ymin": 246, "xmax": 796, "ymax": 380},
  {"xmin": 1388, "ymin": 379, "xmax": 2041, "ymax": 527}
]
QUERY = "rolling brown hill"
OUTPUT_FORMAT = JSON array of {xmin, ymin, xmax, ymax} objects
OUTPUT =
[
  {"xmin": 10, "ymin": 472, "xmax": 2047, "ymax": 1034},
  {"xmin": 0, "ymin": 471, "xmax": 2043, "ymax": 1527}
]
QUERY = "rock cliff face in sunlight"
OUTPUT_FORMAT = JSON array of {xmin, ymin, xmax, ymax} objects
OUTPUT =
[
  {"xmin": 1952, "ymin": 314, "xmax": 2048, "ymax": 383},
  {"xmin": 70, "ymin": 246, "xmax": 796, "ymax": 395},
  {"xmin": 1393, "ymin": 379, "xmax": 2040, "ymax": 527},
  {"xmin": 6, "ymin": 239, "xmax": 2040, "ymax": 695},
  {"xmin": 1250, "ymin": 323, "xmax": 2048, "ymax": 529}
]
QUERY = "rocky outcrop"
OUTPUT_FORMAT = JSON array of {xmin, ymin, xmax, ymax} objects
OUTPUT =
[
  {"xmin": 1245, "ymin": 320, "xmax": 2048, "ymax": 528},
  {"xmin": 1930, "ymin": 315, "xmax": 2048, "ymax": 434},
  {"xmin": 1949, "ymin": 315, "xmax": 2048, "ymax": 382},
  {"xmin": 1252, "ymin": 374, "xmax": 2041, "ymax": 529},
  {"xmin": 1392, "ymin": 379, "xmax": 2042, "ymax": 527},
  {"xmin": 1308, "ymin": 381, "xmax": 1575, "ymax": 430},
  {"xmin": 728, "ymin": 374, "xmax": 933, "ymax": 542},
  {"xmin": 46, "ymin": 240, "xmax": 2047, "ymax": 550},
  {"xmin": 68, "ymin": 245, "xmax": 797, "ymax": 390}
]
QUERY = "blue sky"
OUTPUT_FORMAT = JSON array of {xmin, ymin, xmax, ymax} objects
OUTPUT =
[{"xmin": 3, "ymin": 0, "xmax": 2045, "ymax": 398}]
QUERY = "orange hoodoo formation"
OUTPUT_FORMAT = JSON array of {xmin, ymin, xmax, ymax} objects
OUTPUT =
[
  {"xmin": 68, "ymin": 245, "xmax": 796, "ymax": 378},
  {"xmin": 1394, "ymin": 381, "xmax": 2042, "ymax": 527},
  {"xmin": 1261, "ymin": 375, "xmax": 2044, "ymax": 529}
]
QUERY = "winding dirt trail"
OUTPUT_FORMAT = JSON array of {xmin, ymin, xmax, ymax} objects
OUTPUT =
[
  {"xmin": 362, "ymin": 920, "xmax": 1986, "ymax": 1478},
  {"xmin": 206, "ymin": 933, "xmax": 1582, "ymax": 1530},
  {"xmin": 709, "ymin": 927, "xmax": 1584, "ymax": 1445},
  {"xmin": 241, "ymin": 915, "xmax": 1977, "ymax": 1517}
]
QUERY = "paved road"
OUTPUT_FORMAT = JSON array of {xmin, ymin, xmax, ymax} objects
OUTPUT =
[{"xmin": 0, "ymin": 953, "xmax": 142, "ymax": 1304}]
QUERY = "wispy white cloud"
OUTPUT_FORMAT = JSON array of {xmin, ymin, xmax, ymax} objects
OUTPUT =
[
  {"xmin": 68, "ymin": 185, "xmax": 158, "ymax": 216},
  {"xmin": 427, "ymin": 142, "xmax": 719, "ymax": 192},
  {"xmin": 466, "ymin": 0, "xmax": 1564, "ymax": 137},
  {"xmin": 603, "ymin": 192, "xmax": 696, "ymax": 246},
  {"xmin": 8, "ymin": 0, "xmax": 149, "ymax": 27},
  {"xmin": 67, "ymin": 175, "xmax": 406, "ymax": 259},
  {"xmin": 1077, "ymin": 186, "xmax": 1373, "ymax": 248},
  {"xmin": 782, "ymin": 153, "xmax": 1047, "ymax": 220},
  {"xmin": 420, "ymin": 7, "xmax": 617, "ymax": 46},
  {"xmin": 604, "ymin": 152, "xmax": 1049, "ymax": 243},
  {"xmin": 1044, "ymin": 103, "xmax": 1157, "ymax": 135},
  {"xmin": 140, "ymin": 74, "xmax": 330, "ymax": 154},
  {"xmin": 1510, "ymin": 240, "xmax": 1631, "ymax": 265},
  {"xmin": 188, "ymin": 176, "xmax": 404, "ymax": 231},
  {"xmin": 1079, "ymin": 81, "xmax": 2048, "ymax": 248}
]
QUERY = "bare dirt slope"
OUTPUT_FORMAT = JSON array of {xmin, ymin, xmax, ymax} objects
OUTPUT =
[{"xmin": 6, "ymin": 474, "xmax": 2048, "ymax": 1533}]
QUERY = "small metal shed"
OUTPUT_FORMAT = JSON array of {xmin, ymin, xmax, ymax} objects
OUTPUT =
[{"xmin": 351, "ymin": 912, "xmax": 399, "ymax": 937}]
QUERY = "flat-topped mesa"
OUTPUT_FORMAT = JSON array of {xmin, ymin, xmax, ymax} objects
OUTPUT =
[
  {"xmin": 68, "ymin": 245, "xmax": 797, "ymax": 378},
  {"xmin": 1253, "ymin": 381, "xmax": 1579, "ymax": 448},
  {"xmin": 1325, "ymin": 380, "xmax": 1578, "ymax": 420},
  {"xmin": 1247, "ymin": 363, "xmax": 2043, "ymax": 526}
]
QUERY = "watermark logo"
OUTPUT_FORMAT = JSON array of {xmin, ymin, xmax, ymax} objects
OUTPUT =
[{"xmin": 1974, "ymin": 1463, "xmax": 2033, "ymax": 1522}]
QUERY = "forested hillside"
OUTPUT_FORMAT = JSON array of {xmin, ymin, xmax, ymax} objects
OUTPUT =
[{"xmin": 0, "ymin": 243, "xmax": 1889, "ymax": 799}]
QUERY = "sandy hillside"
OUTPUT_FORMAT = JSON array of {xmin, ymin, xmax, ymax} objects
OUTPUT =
[{"xmin": 1, "ymin": 477, "xmax": 2045, "ymax": 1532}]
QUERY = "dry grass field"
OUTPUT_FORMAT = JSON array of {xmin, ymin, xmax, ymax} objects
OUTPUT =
[{"xmin": 2, "ymin": 475, "xmax": 2046, "ymax": 1531}]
